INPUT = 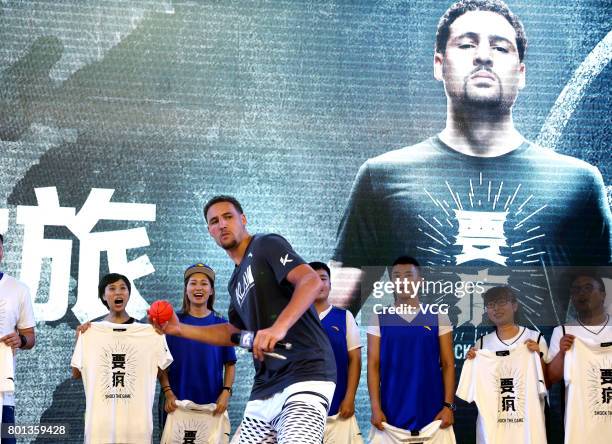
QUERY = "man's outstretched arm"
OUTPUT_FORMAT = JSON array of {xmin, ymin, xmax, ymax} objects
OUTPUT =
[{"xmin": 154, "ymin": 314, "xmax": 240, "ymax": 347}]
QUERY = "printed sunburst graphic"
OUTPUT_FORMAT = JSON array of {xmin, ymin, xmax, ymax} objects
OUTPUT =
[
  {"xmin": 586, "ymin": 357, "xmax": 612, "ymax": 423},
  {"xmin": 495, "ymin": 359, "xmax": 525, "ymax": 426},
  {"xmin": 172, "ymin": 418, "xmax": 208, "ymax": 444},
  {"xmin": 98, "ymin": 341, "xmax": 138, "ymax": 403},
  {"xmin": 419, "ymin": 173, "xmax": 548, "ymax": 266},
  {"xmin": 418, "ymin": 173, "xmax": 552, "ymax": 330}
]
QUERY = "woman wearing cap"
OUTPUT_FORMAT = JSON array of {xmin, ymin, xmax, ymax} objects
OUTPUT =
[{"xmin": 158, "ymin": 263, "xmax": 237, "ymax": 429}]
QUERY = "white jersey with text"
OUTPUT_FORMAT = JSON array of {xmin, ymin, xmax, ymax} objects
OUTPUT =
[
  {"xmin": 71, "ymin": 322, "xmax": 173, "ymax": 444},
  {"xmin": 475, "ymin": 327, "xmax": 549, "ymax": 362},
  {"xmin": 0, "ymin": 274, "xmax": 35, "ymax": 406},
  {"xmin": 548, "ymin": 319, "xmax": 612, "ymax": 362},
  {"xmin": 563, "ymin": 337, "xmax": 612, "ymax": 444},
  {"xmin": 368, "ymin": 420, "xmax": 455, "ymax": 444},
  {"xmin": 323, "ymin": 414, "xmax": 363, "ymax": 444},
  {"xmin": 457, "ymin": 345, "xmax": 547, "ymax": 444},
  {"xmin": 161, "ymin": 400, "xmax": 230, "ymax": 444}
]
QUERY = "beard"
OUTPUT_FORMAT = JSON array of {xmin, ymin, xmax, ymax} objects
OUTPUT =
[
  {"xmin": 219, "ymin": 237, "xmax": 238, "ymax": 250},
  {"xmin": 460, "ymin": 69, "xmax": 517, "ymax": 112}
]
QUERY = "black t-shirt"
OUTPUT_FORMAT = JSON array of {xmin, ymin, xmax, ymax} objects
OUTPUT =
[
  {"xmin": 228, "ymin": 234, "xmax": 336, "ymax": 400},
  {"xmin": 334, "ymin": 136, "xmax": 612, "ymax": 325}
]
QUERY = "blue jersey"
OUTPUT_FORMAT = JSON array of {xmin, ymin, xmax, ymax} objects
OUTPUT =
[
  {"xmin": 321, "ymin": 306, "xmax": 348, "ymax": 416},
  {"xmin": 166, "ymin": 312, "xmax": 237, "ymax": 404},
  {"xmin": 379, "ymin": 311, "xmax": 443, "ymax": 431}
]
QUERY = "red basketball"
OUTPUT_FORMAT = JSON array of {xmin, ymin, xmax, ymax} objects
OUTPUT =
[{"xmin": 149, "ymin": 300, "xmax": 174, "ymax": 324}]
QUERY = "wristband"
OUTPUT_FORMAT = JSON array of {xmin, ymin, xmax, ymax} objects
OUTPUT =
[
  {"xmin": 443, "ymin": 401, "xmax": 456, "ymax": 411},
  {"xmin": 222, "ymin": 386, "xmax": 232, "ymax": 395}
]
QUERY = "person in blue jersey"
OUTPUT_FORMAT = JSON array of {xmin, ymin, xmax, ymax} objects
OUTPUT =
[
  {"xmin": 367, "ymin": 256, "xmax": 456, "ymax": 434},
  {"xmin": 309, "ymin": 261, "xmax": 362, "ymax": 419},
  {"xmin": 158, "ymin": 263, "xmax": 236, "ymax": 429}
]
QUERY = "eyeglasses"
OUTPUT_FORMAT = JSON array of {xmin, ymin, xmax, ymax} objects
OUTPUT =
[
  {"xmin": 570, "ymin": 284, "xmax": 599, "ymax": 295},
  {"xmin": 485, "ymin": 299, "xmax": 512, "ymax": 310}
]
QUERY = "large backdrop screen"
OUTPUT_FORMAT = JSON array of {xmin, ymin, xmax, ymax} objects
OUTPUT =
[{"xmin": 0, "ymin": 1, "xmax": 610, "ymax": 442}]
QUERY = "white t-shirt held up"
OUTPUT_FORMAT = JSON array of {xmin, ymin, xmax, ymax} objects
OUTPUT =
[
  {"xmin": 457, "ymin": 344, "xmax": 547, "ymax": 444},
  {"xmin": 563, "ymin": 337, "xmax": 612, "ymax": 444},
  {"xmin": 71, "ymin": 322, "xmax": 173, "ymax": 444}
]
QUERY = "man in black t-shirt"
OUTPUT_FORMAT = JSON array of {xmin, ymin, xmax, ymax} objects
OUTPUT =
[
  {"xmin": 331, "ymin": 0, "xmax": 612, "ymax": 330},
  {"xmin": 155, "ymin": 195, "xmax": 336, "ymax": 444}
]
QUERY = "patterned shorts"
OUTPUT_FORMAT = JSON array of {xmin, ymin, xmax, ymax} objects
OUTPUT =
[{"xmin": 238, "ymin": 380, "xmax": 335, "ymax": 444}]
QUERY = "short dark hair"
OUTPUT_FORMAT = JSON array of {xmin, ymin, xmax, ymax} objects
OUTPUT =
[
  {"xmin": 482, "ymin": 285, "xmax": 517, "ymax": 304},
  {"xmin": 0, "ymin": 233, "xmax": 3, "ymax": 244},
  {"xmin": 98, "ymin": 273, "xmax": 131, "ymax": 309},
  {"xmin": 570, "ymin": 272, "xmax": 606, "ymax": 294},
  {"xmin": 203, "ymin": 195, "xmax": 244, "ymax": 222},
  {"xmin": 392, "ymin": 255, "xmax": 421, "ymax": 269},
  {"xmin": 435, "ymin": 0, "xmax": 527, "ymax": 62},
  {"xmin": 309, "ymin": 261, "xmax": 331, "ymax": 277}
]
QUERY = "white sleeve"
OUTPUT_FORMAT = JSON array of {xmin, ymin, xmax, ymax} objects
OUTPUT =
[
  {"xmin": 345, "ymin": 311, "xmax": 362, "ymax": 351},
  {"xmin": 17, "ymin": 284, "xmax": 35, "ymax": 329},
  {"xmin": 158, "ymin": 335, "xmax": 173, "ymax": 370},
  {"xmin": 563, "ymin": 339, "xmax": 575, "ymax": 386},
  {"xmin": 456, "ymin": 356, "xmax": 475, "ymax": 403},
  {"xmin": 532, "ymin": 350, "xmax": 547, "ymax": 397},
  {"xmin": 366, "ymin": 312, "xmax": 381, "ymax": 337},
  {"xmin": 438, "ymin": 313, "xmax": 453, "ymax": 337},
  {"xmin": 547, "ymin": 326, "xmax": 562, "ymax": 363},
  {"xmin": 537, "ymin": 334, "xmax": 549, "ymax": 363},
  {"xmin": 71, "ymin": 332, "xmax": 84, "ymax": 371}
]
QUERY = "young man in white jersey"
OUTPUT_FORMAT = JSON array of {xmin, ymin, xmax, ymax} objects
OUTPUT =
[
  {"xmin": 547, "ymin": 272, "xmax": 612, "ymax": 382},
  {"xmin": 0, "ymin": 233, "xmax": 36, "ymax": 443},
  {"xmin": 462, "ymin": 286, "xmax": 548, "ymax": 443},
  {"xmin": 468, "ymin": 286, "xmax": 548, "ymax": 370},
  {"xmin": 546, "ymin": 271, "xmax": 612, "ymax": 443}
]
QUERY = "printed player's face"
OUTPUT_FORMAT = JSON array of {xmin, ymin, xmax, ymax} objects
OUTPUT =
[
  {"xmin": 434, "ymin": 11, "xmax": 525, "ymax": 111},
  {"xmin": 206, "ymin": 202, "xmax": 247, "ymax": 250}
]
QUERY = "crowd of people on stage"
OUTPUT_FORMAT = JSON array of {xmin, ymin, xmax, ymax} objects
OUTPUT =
[
  {"xmin": 2, "ymin": 202, "xmax": 610, "ymax": 443},
  {"xmin": 1, "ymin": 0, "xmax": 611, "ymax": 442}
]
